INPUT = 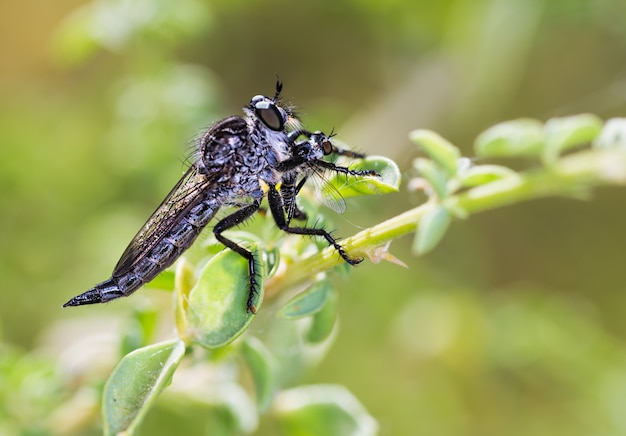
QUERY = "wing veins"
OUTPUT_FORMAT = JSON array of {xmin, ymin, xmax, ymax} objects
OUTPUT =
[
  {"xmin": 306, "ymin": 162, "xmax": 348, "ymax": 214},
  {"xmin": 113, "ymin": 164, "xmax": 217, "ymax": 276}
]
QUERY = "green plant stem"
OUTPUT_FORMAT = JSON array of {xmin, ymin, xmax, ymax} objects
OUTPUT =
[{"xmin": 265, "ymin": 148, "xmax": 626, "ymax": 297}]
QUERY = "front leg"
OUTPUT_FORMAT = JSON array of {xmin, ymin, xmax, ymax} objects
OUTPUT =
[
  {"xmin": 315, "ymin": 159, "xmax": 379, "ymax": 178},
  {"xmin": 267, "ymin": 183, "xmax": 362, "ymax": 265}
]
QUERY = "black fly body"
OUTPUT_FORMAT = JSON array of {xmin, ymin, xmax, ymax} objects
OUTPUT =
[{"xmin": 64, "ymin": 81, "xmax": 377, "ymax": 313}]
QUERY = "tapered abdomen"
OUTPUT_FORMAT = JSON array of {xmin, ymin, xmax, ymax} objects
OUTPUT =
[{"xmin": 64, "ymin": 200, "xmax": 220, "ymax": 307}]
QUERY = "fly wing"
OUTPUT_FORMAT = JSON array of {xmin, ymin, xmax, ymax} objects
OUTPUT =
[
  {"xmin": 307, "ymin": 164, "xmax": 347, "ymax": 214},
  {"xmin": 113, "ymin": 164, "xmax": 217, "ymax": 277},
  {"xmin": 113, "ymin": 115, "xmax": 249, "ymax": 277}
]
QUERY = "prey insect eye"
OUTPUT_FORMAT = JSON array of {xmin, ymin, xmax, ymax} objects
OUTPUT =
[
  {"xmin": 322, "ymin": 139, "xmax": 334, "ymax": 155},
  {"xmin": 253, "ymin": 99, "xmax": 285, "ymax": 131},
  {"xmin": 311, "ymin": 131, "xmax": 334, "ymax": 155}
]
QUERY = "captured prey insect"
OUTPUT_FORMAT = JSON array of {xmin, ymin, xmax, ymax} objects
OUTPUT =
[
  {"xmin": 64, "ymin": 81, "xmax": 378, "ymax": 313},
  {"xmin": 279, "ymin": 130, "xmax": 375, "ymax": 224}
]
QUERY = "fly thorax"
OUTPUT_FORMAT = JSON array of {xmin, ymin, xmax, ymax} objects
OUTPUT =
[{"xmin": 265, "ymin": 129, "xmax": 291, "ymax": 161}]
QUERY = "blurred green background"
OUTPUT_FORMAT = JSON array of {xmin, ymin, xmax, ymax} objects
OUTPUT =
[{"xmin": 3, "ymin": 0, "xmax": 626, "ymax": 434}]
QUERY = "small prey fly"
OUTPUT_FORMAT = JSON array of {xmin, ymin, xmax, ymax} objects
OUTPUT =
[{"xmin": 64, "ymin": 81, "xmax": 377, "ymax": 313}]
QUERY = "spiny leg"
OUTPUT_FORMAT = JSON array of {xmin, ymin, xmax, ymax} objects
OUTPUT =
[
  {"xmin": 332, "ymin": 146, "xmax": 367, "ymax": 159},
  {"xmin": 316, "ymin": 160, "xmax": 379, "ymax": 178},
  {"xmin": 267, "ymin": 183, "xmax": 362, "ymax": 265},
  {"xmin": 213, "ymin": 199, "xmax": 262, "ymax": 313}
]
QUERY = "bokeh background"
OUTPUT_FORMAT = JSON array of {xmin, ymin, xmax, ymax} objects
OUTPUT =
[{"xmin": 3, "ymin": 0, "xmax": 626, "ymax": 434}]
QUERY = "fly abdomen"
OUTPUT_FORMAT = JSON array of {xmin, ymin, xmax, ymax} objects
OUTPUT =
[
  {"xmin": 65, "ymin": 200, "xmax": 220, "ymax": 307},
  {"xmin": 165, "ymin": 219, "xmax": 199, "ymax": 248},
  {"xmin": 128, "ymin": 257, "xmax": 160, "ymax": 281},
  {"xmin": 117, "ymin": 200, "xmax": 220, "ymax": 284},
  {"xmin": 63, "ymin": 278, "xmax": 123, "ymax": 306},
  {"xmin": 116, "ymin": 271, "xmax": 143, "ymax": 292},
  {"xmin": 186, "ymin": 201, "xmax": 216, "ymax": 227},
  {"xmin": 149, "ymin": 239, "xmax": 176, "ymax": 264}
]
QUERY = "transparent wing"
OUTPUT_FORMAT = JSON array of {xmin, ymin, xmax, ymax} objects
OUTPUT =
[
  {"xmin": 306, "ymin": 164, "xmax": 348, "ymax": 214},
  {"xmin": 113, "ymin": 164, "xmax": 217, "ymax": 276}
]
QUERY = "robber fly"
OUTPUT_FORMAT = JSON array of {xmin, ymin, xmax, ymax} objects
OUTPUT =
[{"xmin": 64, "ymin": 81, "xmax": 377, "ymax": 313}]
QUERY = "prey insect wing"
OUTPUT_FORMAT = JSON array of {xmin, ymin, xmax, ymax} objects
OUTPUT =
[{"xmin": 305, "ymin": 165, "xmax": 348, "ymax": 214}]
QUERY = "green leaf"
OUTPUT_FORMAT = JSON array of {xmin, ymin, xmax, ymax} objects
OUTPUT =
[
  {"xmin": 544, "ymin": 114, "xmax": 603, "ymax": 162},
  {"xmin": 263, "ymin": 246, "xmax": 281, "ymax": 279},
  {"xmin": 278, "ymin": 280, "xmax": 332, "ymax": 319},
  {"xmin": 186, "ymin": 247, "xmax": 264, "ymax": 348},
  {"xmin": 144, "ymin": 269, "xmax": 175, "ymax": 292},
  {"xmin": 165, "ymin": 383, "xmax": 258, "ymax": 433},
  {"xmin": 594, "ymin": 118, "xmax": 626, "ymax": 149},
  {"xmin": 274, "ymin": 385, "xmax": 378, "ymax": 436},
  {"xmin": 459, "ymin": 164, "xmax": 518, "ymax": 188},
  {"xmin": 103, "ymin": 339, "xmax": 186, "ymax": 436},
  {"xmin": 475, "ymin": 119, "xmax": 545, "ymax": 158},
  {"xmin": 361, "ymin": 156, "xmax": 402, "ymax": 191},
  {"xmin": 413, "ymin": 206, "xmax": 452, "ymax": 255},
  {"xmin": 174, "ymin": 258, "xmax": 195, "ymax": 340},
  {"xmin": 413, "ymin": 158, "xmax": 449, "ymax": 198},
  {"xmin": 241, "ymin": 336, "xmax": 276, "ymax": 411},
  {"xmin": 307, "ymin": 289, "xmax": 338, "ymax": 344},
  {"xmin": 120, "ymin": 305, "xmax": 159, "ymax": 355},
  {"xmin": 325, "ymin": 156, "xmax": 401, "ymax": 198},
  {"xmin": 410, "ymin": 129, "xmax": 461, "ymax": 176}
]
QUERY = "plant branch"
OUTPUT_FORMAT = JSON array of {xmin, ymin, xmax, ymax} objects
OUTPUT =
[{"xmin": 265, "ymin": 148, "xmax": 626, "ymax": 297}]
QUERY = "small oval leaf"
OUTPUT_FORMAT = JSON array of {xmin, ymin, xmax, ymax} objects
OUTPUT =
[
  {"xmin": 144, "ymin": 269, "xmax": 175, "ymax": 292},
  {"xmin": 186, "ymin": 247, "xmax": 264, "ymax": 348},
  {"xmin": 326, "ymin": 156, "xmax": 401, "ymax": 199},
  {"xmin": 458, "ymin": 164, "xmax": 518, "ymax": 188},
  {"xmin": 413, "ymin": 206, "xmax": 452, "ymax": 255},
  {"xmin": 120, "ymin": 305, "xmax": 159, "ymax": 355},
  {"xmin": 544, "ymin": 114, "xmax": 603, "ymax": 161},
  {"xmin": 307, "ymin": 289, "xmax": 338, "ymax": 344},
  {"xmin": 594, "ymin": 118, "xmax": 626, "ymax": 149},
  {"xmin": 103, "ymin": 339, "xmax": 186, "ymax": 436},
  {"xmin": 278, "ymin": 280, "xmax": 332, "ymax": 319},
  {"xmin": 475, "ymin": 119, "xmax": 545, "ymax": 158},
  {"xmin": 410, "ymin": 129, "xmax": 461, "ymax": 176},
  {"xmin": 174, "ymin": 257, "xmax": 195, "ymax": 339},
  {"xmin": 413, "ymin": 158, "xmax": 449, "ymax": 198},
  {"xmin": 263, "ymin": 246, "xmax": 281, "ymax": 279},
  {"xmin": 241, "ymin": 336, "xmax": 276, "ymax": 411},
  {"xmin": 274, "ymin": 385, "xmax": 378, "ymax": 436}
]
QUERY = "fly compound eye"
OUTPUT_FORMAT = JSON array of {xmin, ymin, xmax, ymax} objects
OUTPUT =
[{"xmin": 254, "ymin": 100, "xmax": 285, "ymax": 131}]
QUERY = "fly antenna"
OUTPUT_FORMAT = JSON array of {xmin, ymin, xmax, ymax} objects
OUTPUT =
[{"xmin": 274, "ymin": 75, "xmax": 283, "ymax": 101}]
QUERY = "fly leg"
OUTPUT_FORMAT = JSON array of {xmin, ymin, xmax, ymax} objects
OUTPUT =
[
  {"xmin": 213, "ymin": 199, "xmax": 262, "ymax": 313},
  {"xmin": 315, "ymin": 159, "xmax": 379, "ymax": 178},
  {"xmin": 331, "ymin": 146, "xmax": 367, "ymax": 159},
  {"xmin": 267, "ymin": 183, "xmax": 362, "ymax": 265}
]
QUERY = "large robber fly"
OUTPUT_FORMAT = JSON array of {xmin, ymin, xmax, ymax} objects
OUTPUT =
[{"xmin": 64, "ymin": 81, "xmax": 376, "ymax": 313}]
